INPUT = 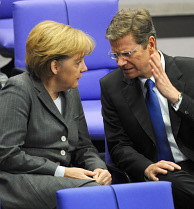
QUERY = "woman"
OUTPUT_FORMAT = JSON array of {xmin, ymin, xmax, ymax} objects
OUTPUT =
[{"xmin": 0, "ymin": 20, "xmax": 111, "ymax": 209}]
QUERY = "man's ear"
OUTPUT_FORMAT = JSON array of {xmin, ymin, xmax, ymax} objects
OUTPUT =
[
  {"xmin": 50, "ymin": 60, "xmax": 59, "ymax": 75},
  {"xmin": 148, "ymin": 36, "xmax": 156, "ymax": 54}
]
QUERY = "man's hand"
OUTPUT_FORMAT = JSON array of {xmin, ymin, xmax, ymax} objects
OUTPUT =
[
  {"xmin": 64, "ymin": 167, "xmax": 96, "ymax": 180},
  {"xmin": 149, "ymin": 53, "xmax": 180, "ymax": 104},
  {"xmin": 93, "ymin": 168, "xmax": 112, "ymax": 185},
  {"xmin": 144, "ymin": 160, "xmax": 181, "ymax": 181}
]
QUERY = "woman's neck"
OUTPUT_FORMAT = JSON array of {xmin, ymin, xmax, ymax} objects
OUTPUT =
[{"xmin": 41, "ymin": 76, "xmax": 59, "ymax": 100}]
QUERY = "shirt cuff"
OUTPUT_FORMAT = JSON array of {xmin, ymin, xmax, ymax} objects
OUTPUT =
[{"xmin": 54, "ymin": 165, "xmax": 66, "ymax": 177}]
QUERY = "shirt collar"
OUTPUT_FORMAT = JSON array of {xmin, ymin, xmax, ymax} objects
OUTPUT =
[{"xmin": 138, "ymin": 50, "xmax": 165, "ymax": 90}]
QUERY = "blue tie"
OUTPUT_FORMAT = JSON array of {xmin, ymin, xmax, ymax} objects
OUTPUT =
[{"xmin": 145, "ymin": 79, "xmax": 174, "ymax": 161}]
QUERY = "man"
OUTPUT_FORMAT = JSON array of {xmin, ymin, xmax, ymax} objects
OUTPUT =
[{"xmin": 100, "ymin": 9, "xmax": 194, "ymax": 209}]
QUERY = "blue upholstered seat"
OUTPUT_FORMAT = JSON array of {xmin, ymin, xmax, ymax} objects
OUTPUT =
[
  {"xmin": 56, "ymin": 185, "xmax": 118, "ymax": 209},
  {"xmin": 13, "ymin": 0, "xmax": 69, "ymax": 68},
  {"xmin": 0, "ymin": 0, "xmax": 16, "ymax": 57},
  {"xmin": 112, "ymin": 182, "xmax": 175, "ymax": 209},
  {"xmin": 65, "ymin": 0, "xmax": 118, "ymax": 140},
  {"xmin": 56, "ymin": 181, "xmax": 174, "ymax": 209}
]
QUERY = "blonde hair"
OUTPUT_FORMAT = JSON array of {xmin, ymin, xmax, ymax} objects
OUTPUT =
[
  {"xmin": 106, "ymin": 9, "xmax": 156, "ymax": 48},
  {"xmin": 25, "ymin": 20, "xmax": 95, "ymax": 78}
]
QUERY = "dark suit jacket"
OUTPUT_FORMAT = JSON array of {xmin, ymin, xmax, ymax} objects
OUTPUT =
[
  {"xmin": 0, "ymin": 72, "xmax": 106, "ymax": 208},
  {"xmin": 100, "ymin": 54, "xmax": 194, "ymax": 182}
]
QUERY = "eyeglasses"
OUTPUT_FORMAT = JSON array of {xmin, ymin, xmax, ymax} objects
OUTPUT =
[{"xmin": 108, "ymin": 40, "xmax": 145, "ymax": 60}]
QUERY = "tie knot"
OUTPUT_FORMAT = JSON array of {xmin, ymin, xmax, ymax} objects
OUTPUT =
[{"xmin": 145, "ymin": 79, "xmax": 155, "ymax": 91}]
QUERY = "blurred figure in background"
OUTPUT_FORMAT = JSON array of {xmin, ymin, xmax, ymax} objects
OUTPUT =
[{"xmin": 0, "ymin": 71, "xmax": 8, "ymax": 89}]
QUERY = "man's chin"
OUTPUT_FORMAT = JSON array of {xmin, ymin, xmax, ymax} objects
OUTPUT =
[{"xmin": 123, "ymin": 71, "xmax": 136, "ymax": 80}]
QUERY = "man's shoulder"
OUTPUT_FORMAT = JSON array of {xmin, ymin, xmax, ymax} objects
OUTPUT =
[
  {"xmin": 2, "ymin": 72, "xmax": 35, "ymax": 96},
  {"xmin": 173, "ymin": 56, "xmax": 194, "ymax": 65},
  {"xmin": 7, "ymin": 72, "xmax": 30, "ymax": 86},
  {"xmin": 100, "ymin": 68, "xmax": 122, "ymax": 83},
  {"xmin": 165, "ymin": 53, "xmax": 194, "ymax": 68}
]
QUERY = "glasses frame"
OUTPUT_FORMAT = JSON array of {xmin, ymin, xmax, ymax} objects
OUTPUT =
[{"xmin": 108, "ymin": 40, "xmax": 146, "ymax": 60}]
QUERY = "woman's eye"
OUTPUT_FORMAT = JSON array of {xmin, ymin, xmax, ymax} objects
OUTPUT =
[{"xmin": 76, "ymin": 60, "xmax": 81, "ymax": 65}]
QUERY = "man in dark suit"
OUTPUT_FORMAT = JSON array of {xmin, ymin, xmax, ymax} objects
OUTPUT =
[{"xmin": 100, "ymin": 8, "xmax": 194, "ymax": 209}]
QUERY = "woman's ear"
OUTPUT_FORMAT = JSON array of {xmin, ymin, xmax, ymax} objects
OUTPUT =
[
  {"xmin": 50, "ymin": 60, "xmax": 59, "ymax": 75},
  {"xmin": 148, "ymin": 36, "xmax": 156, "ymax": 54}
]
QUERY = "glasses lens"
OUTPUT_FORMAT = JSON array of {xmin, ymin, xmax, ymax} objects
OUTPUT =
[
  {"xmin": 109, "ymin": 52, "xmax": 118, "ymax": 59},
  {"xmin": 121, "ymin": 52, "xmax": 131, "ymax": 58}
]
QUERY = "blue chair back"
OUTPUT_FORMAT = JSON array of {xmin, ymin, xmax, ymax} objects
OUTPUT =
[
  {"xmin": 13, "ymin": 0, "xmax": 68, "ymax": 68},
  {"xmin": 0, "ymin": 0, "xmax": 23, "ymax": 57},
  {"xmin": 65, "ymin": 0, "xmax": 118, "ymax": 100},
  {"xmin": 56, "ymin": 185, "xmax": 118, "ymax": 209},
  {"xmin": 0, "ymin": 0, "xmax": 16, "ymax": 19},
  {"xmin": 56, "ymin": 182, "xmax": 174, "ymax": 209},
  {"xmin": 65, "ymin": 0, "xmax": 118, "ymax": 140},
  {"xmin": 112, "ymin": 181, "xmax": 175, "ymax": 209}
]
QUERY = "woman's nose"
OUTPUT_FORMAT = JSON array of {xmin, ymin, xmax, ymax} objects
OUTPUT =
[{"xmin": 81, "ymin": 61, "xmax": 88, "ymax": 73}]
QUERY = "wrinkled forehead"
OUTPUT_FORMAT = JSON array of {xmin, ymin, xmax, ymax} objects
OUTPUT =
[{"xmin": 109, "ymin": 35, "xmax": 138, "ymax": 52}]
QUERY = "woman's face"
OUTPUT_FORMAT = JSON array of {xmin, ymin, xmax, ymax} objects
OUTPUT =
[{"xmin": 54, "ymin": 54, "xmax": 88, "ymax": 90}]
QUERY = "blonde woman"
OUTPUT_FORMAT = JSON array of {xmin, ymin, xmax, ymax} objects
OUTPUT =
[{"xmin": 0, "ymin": 21, "xmax": 111, "ymax": 209}]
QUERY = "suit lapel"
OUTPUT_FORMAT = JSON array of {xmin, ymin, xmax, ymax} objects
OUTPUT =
[
  {"xmin": 121, "ymin": 54, "xmax": 185, "ymax": 143},
  {"xmin": 30, "ymin": 75, "xmax": 67, "ymax": 126},
  {"xmin": 122, "ymin": 77, "xmax": 157, "ymax": 144},
  {"xmin": 164, "ymin": 54, "xmax": 185, "ymax": 139},
  {"xmin": 63, "ymin": 89, "xmax": 73, "ymax": 125}
]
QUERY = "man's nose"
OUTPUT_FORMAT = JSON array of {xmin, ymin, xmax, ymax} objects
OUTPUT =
[{"xmin": 117, "ymin": 55, "xmax": 127, "ymax": 67}]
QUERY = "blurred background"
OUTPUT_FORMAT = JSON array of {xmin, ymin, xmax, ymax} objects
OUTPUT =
[{"xmin": 119, "ymin": 0, "xmax": 194, "ymax": 57}]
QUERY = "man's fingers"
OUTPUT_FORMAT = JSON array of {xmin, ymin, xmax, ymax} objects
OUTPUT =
[
  {"xmin": 150, "ymin": 174, "xmax": 159, "ymax": 181},
  {"xmin": 165, "ymin": 161, "xmax": 181, "ymax": 170},
  {"xmin": 158, "ymin": 160, "xmax": 181, "ymax": 171}
]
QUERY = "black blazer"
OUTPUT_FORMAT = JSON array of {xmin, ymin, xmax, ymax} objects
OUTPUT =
[{"xmin": 100, "ymin": 54, "xmax": 194, "ymax": 181}]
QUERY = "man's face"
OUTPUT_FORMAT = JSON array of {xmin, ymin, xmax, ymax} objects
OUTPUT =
[{"xmin": 109, "ymin": 35, "xmax": 153, "ymax": 79}]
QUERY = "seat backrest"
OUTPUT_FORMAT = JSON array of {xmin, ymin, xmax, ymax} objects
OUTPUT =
[
  {"xmin": 65, "ymin": 0, "xmax": 118, "ymax": 100},
  {"xmin": 13, "ymin": 0, "xmax": 118, "ymax": 100},
  {"xmin": 13, "ymin": 0, "xmax": 68, "ymax": 68},
  {"xmin": 111, "ymin": 181, "xmax": 175, "ymax": 209},
  {"xmin": 56, "ymin": 182, "xmax": 174, "ymax": 209},
  {"xmin": 0, "ymin": 0, "xmax": 18, "ymax": 19},
  {"xmin": 56, "ymin": 185, "xmax": 118, "ymax": 209}
]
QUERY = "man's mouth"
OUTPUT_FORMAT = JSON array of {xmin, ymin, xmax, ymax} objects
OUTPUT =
[{"xmin": 122, "ymin": 67, "xmax": 134, "ymax": 71}]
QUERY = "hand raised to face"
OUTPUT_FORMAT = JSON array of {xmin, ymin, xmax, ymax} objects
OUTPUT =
[{"xmin": 149, "ymin": 53, "xmax": 180, "ymax": 104}]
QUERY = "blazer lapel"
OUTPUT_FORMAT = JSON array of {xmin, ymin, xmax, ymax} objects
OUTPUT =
[
  {"xmin": 121, "ymin": 54, "xmax": 185, "ymax": 144},
  {"xmin": 30, "ymin": 75, "xmax": 67, "ymax": 126},
  {"xmin": 63, "ymin": 89, "xmax": 73, "ymax": 125},
  {"xmin": 122, "ymin": 77, "xmax": 157, "ymax": 144},
  {"xmin": 164, "ymin": 54, "xmax": 185, "ymax": 139}
]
